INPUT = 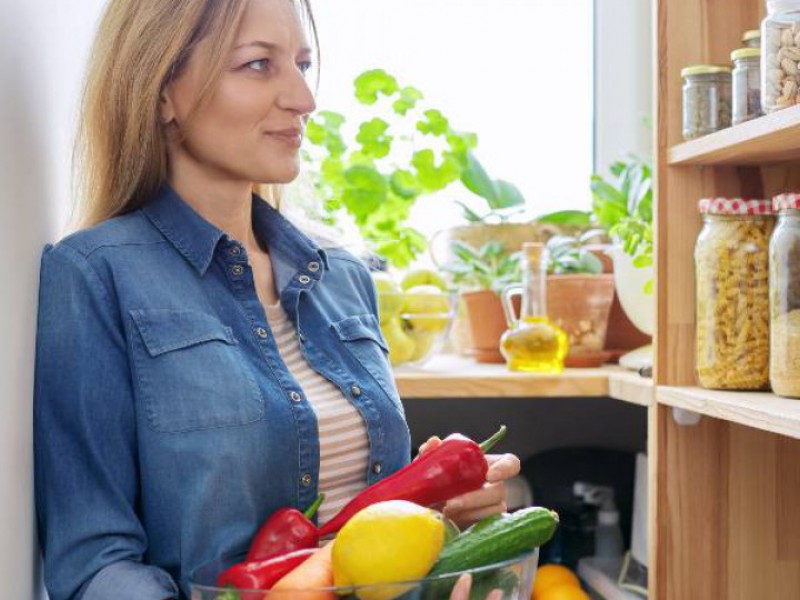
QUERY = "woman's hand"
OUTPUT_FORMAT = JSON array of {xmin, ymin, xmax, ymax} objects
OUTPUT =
[
  {"xmin": 449, "ymin": 573, "xmax": 503, "ymax": 600},
  {"xmin": 417, "ymin": 436, "xmax": 522, "ymax": 530}
]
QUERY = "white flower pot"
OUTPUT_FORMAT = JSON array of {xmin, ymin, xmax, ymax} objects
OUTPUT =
[{"xmin": 609, "ymin": 245, "xmax": 654, "ymax": 370}]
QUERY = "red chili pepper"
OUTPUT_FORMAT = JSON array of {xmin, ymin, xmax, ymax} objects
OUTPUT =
[
  {"xmin": 317, "ymin": 425, "xmax": 506, "ymax": 537},
  {"xmin": 246, "ymin": 493, "xmax": 324, "ymax": 562},
  {"xmin": 216, "ymin": 547, "xmax": 316, "ymax": 590}
]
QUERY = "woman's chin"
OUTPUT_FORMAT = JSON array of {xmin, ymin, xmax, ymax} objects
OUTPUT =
[{"xmin": 256, "ymin": 161, "xmax": 300, "ymax": 185}]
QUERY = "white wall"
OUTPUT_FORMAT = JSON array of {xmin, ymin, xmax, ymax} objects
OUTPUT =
[
  {"xmin": 594, "ymin": 0, "xmax": 654, "ymax": 172},
  {"xmin": 0, "ymin": 0, "xmax": 105, "ymax": 597}
]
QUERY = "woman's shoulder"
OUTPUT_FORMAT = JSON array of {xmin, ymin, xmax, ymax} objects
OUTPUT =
[{"xmin": 49, "ymin": 210, "xmax": 161, "ymax": 261}]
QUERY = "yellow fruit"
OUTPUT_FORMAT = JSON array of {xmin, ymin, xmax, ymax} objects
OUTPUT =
[
  {"xmin": 332, "ymin": 500, "xmax": 445, "ymax": 600},
  {"xmin": 381, "ymin": 318, "xmax": 415, "ymax": 365},
  {"xmin": 407, "ymin": 329, "xmax": 438, "ymax": 362},
  {"xmin": 403, "ymin": 285, "xmax": 451, "ymax": 333},
  {"xmin": 537, "ymin": 583, "xmax": 590, "ymax": 600},
  {"xmin": 400, "ymin": 269, "xmax": 447, "ymax": 291},
  {"xmin": 372, "ymin": 273, "xmax": 404, "ymax": 323},
  {"xmin": 532, "ymin": 565, "xmax": 581, "ymax": 600}
]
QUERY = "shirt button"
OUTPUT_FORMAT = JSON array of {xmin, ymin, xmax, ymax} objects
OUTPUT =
[
  {"xmin": 231, "ymin": 264, "xmax": 244, "ymax": 276},
  {"xmin": 255, "ymin": 327, "xmax": 268, "ymax": 339},
  {"xmin": 301, "ymin": 474, "xmax": 313, "ymax": 487},
  {"xmin": 350, "ymin": 385, "xmax": 362, "ymax": 397},
  {"xmin": 229, "ymin": 245, "xmax": 241, "ymax": 255},
  {"xmin": 290, "ymin": 391, "xmax": 302, "ymax": 403},
  {"xmin": 308, "ymin": 261, "xmax": 320, "ymax": 273},
  {"xmin": 298, "ymin": 275, "xmax": 311, "ymax": 285},
  {"xmin": 372, "ymin": 462, "xmax": 382, "ymax": 475}
]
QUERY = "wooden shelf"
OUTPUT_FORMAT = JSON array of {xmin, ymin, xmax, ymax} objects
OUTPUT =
[
  {"xmin": 393, "ymin": 355, "xmax": 653, "ymax": 406},
  {"xmin": 668, "ymin": 105, "xmax": 800, "ymax": 166},
  {"xmin": 658, "ymin": 386, "xmax": 800, "ymax": 440}
]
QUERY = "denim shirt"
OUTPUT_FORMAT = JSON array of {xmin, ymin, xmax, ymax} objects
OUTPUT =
[{"xmin": 34, "ymin": 185, "xmax": 412, "ymax": 600}]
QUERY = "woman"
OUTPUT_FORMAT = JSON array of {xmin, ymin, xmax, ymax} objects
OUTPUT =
[{"xmin": 34, "ymin": 1, "xmax": 520, "ymax": 598}]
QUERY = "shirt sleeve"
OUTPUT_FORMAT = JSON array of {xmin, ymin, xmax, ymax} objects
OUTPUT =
[{"xmin": 34, "ymin": 243, "xmax": 178, "ymax": 600}]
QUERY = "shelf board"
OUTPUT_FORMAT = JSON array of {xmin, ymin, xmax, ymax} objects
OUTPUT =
[
  {"xmin": 393, "ymin": 355, "xmax": 653, "ymax": 405},
  {"xmin": 668, "ymin": 105, "xmax": 800, "ymax": 166},
  {"xmin": 657, "ymin": 386, "xmax": 800, "ymax": 440}
]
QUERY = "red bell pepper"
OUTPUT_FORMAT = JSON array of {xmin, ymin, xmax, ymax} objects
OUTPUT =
[
  {"xmin": 216, "ymin": 547, "xmax": 316, "ymax": 590},
  {"xmin": 246, "ymin": 493, "xmax": 324, "ymax": 562},
  {"xmin": 317, "ymin": 425, "xmax": 507, "ymax": 537}
]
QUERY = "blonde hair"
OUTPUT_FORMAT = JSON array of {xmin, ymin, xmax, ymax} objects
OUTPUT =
[{"xmin": 70, "ymin": 0, "xmax": 319, "ymax": 233}]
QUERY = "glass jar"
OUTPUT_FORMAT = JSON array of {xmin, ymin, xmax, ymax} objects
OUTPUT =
[
  {"xmin": 743, "ymin": 29, "xmax": 761, "ymax": 48},
  {"xmin": 769, "ymin": 193, "xmax": 800, "ymax": 397},
  {"xmin": 762, "ymin": 0, "xmax": 800, "ymax": 113},
  {"xmin": 682, "ymin": 66, "xmax": 732, "ymax": 140},
  {"xmin": 695, "ymin": 198, "xmax": 775, "ymax": 390},
  {"xmin": 732, "ymin": 48, "xmax": 763, "ymax": 124}
]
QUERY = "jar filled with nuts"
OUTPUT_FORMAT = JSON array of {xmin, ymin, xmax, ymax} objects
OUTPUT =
[
  {"xmin": 762, "ymin": 0, "xmax": 800, "ymax": 112},
  {"xmin": 732, "ymin": 48, "xmax": 764, "ymax": 124},
  {"xmin": 769, "ymin": 193, "xmax": 800, "ymax": 398},
  {"xmin": 695, "ymin": 198, "xmax": 775, "ymax": 390},
  {"xmin": 682, "ymin": 65, "xmax": 732, "ymax": 140},
  {"xmin": 743, "ymin": 29, "xmax": 761, "ymax": 49}
]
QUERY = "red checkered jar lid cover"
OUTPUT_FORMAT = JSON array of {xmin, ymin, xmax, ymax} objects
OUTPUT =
[
  {"xmin": 773, "ymin": 193, "xmax": 800, "ymax": 212},
  {"xmin": 698, "ymin": 197, "xmax": 774, "ymax": 215}
]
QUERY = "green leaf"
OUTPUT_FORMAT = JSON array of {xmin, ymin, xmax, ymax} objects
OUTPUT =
[
  {"xmin": 580, "ymin": 251, "xmax": 604, "ymax": 274},
  {"xmin": 454, "ymin": 200, "xmax": 484, "ymax": 222},
  {"xmin": 342, "ymin": 165, "xmax": 387, "ymax": 221},
  {"xmin": 536, "ymin": 210, "xmax": 593, "ymax": 227},
  {"xmin": 354, "ymin": 69, "xmax": 399, "ymax": 104},
  {"xmin": 392, "ymin": 86, "xmax": 424, "ymax": 115},
  {"xmin": 356, "ymin": 118, "xmax": 392, "ymax": 158},
  {"xmin": 633, "ymin": 253, "xmax": 653, "ymax": 268},
  {"xmin": 389, "ymin": 170, "xmax": 421, "ymax": 199},
  {"xmin": 491, "ymin": 180, "xmax": 526, "ymax": 209},
  {"xmin": 460, "ymin": 153, "xmax": 497, "ymax": 204},
  {"xmin": 411, "ymin": 149, "xmax": 461, "ymax": 191},
  {"xmin": 643, "ymin": 279, "xmax": 654, "ymax": 295},
  {"xmin": 416, "ymin": 109, "xmax": 450, "ymax": 136}
]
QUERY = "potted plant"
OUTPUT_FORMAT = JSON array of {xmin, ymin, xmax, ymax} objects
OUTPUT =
[
  {"xmin": 544, "ymin": 233, "xmax": 616, "ymax": 367},
  {"xmin": 301, "ymin": 69, "xmax": 524, "ymax": 268},
  {"xmin": 443, "ymin": 241, "xmax": 522, "ymax": 363}
]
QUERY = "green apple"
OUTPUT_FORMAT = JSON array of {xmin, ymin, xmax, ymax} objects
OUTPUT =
[
  {"xmin": 402, "ymin": 285, "xmax": 451, "ymax": 333},
  {"xmin": 381, "ymin": 317, "xmax": 416, "ymax": 366},
  {"xmin": 372, "ymin": 272, "xmax": 404, "ymax": 323},
  {"xmin": 400, "ymin": 268, "xmax": 448, "ymax": 292}
]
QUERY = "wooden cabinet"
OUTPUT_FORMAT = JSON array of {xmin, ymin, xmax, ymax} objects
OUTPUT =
[{"xmin": 653, "ymin": 0, "xmax": 800, "ymax": 597}]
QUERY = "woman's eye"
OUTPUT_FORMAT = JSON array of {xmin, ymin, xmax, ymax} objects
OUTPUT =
[
  {"xmin": 244, "ymin": 59, "xmax": 270, "ymax": 72},
  {"xmin": 298, "ymin": 61, "xmax": 313, "ymax": 74}
]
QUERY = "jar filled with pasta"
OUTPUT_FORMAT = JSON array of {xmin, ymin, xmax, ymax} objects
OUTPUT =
[
  {"xmin": 770, "ymin": 193, "xmax": 800, "ymax": 397},
  {"xmin": 695, "ymin": 198, "xmax": 775, "ymax": 390}
]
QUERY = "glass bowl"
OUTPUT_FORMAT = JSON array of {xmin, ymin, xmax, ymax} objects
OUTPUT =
[
  {"xmin": 191, "ymin": 549, "xmax": 538, "ymax": 600},
  {"xmin": 377, "ymin": 292, "xmax": 457, "ymax": 367}
]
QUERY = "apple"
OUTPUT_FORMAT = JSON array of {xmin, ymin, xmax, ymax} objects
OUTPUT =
[
  {"xmin": 372, "ymin": 272, "xmax": 404, "ymax": 323},
  {"xmin": 402, "ymin": 285, "xmax": 451, "ymax": 333},
  {"xmin": 400, "ymin": 269, "xmax": 448, "ymax": 292},
  {"xmin": 381, "ymin": 318, "xmax": 416, "ymax": 365}
]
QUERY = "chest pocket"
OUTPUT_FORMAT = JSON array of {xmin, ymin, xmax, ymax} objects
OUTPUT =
[
  {"xmin": 331, "ymin": 314, "xmax": 404, "ymax": 416},
  {"xmin": 129, "ymin": 309, "xmax": 263, "ymax": 433}
]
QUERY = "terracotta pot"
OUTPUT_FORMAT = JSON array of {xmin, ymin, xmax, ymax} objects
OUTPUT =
[
  {"xmin": 461, "ymin": 290, "xmax": 513, "ymax": 363},
  {"xmin": 546, "ymin": 274, "xmax": 616, "ymax": 368}
]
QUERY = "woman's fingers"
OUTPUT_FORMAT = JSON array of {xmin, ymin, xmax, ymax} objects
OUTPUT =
[
  {"xmin": 485, "ymin": 453, "xmax": 521, "ymax": 483},
  {"xmin": 445, "ymin": 501, "xmax": 508, "ymax": 525},
  {"xmin": 416, "ymin": 436, "xmax": 442, "ymax": 459},
  {"xmin": 449, "ymin": 573, "xmax": 472, "ymax": 600},
  {"xmin": 444, "ymin": 481, "xmax": 507, "ymax": 513},
  {"xmin": 485, "ymin": 590, "xmax": 503, "ymax": 600}
]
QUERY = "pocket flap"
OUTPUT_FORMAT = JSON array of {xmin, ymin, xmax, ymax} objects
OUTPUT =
[
  {"xmin": 129, "ymin": 309, "xmax": 237, "ymax": 357},
  {"xmin": 331, "ymin": 314, "xmax": 388, "ymax": 352}
]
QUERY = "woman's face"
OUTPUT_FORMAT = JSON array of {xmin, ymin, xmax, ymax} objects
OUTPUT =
[{"xmin": 163, "ymin": 0, "xmax": 316, "ymax": 185}]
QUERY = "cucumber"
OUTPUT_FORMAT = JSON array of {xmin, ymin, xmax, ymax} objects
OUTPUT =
[{"xmin": 428, "ymin": 507, "xmax": 558, "ymax": 577}]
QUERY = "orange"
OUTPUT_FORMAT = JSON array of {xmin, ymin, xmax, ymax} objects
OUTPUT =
[
  {"xmin": 532, "ymin": 564, "xmax": 581, "ymax": 600},
  {"xmin": 538, "ymin": 583, "xmax": 590, "ymax": 600}
]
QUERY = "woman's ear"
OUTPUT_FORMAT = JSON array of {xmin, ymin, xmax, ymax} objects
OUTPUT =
[{"xmin": 159, "ymin": 87, "xmax": 176, "ymax": 125}]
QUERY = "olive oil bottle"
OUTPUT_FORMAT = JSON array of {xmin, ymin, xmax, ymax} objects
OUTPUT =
[{"xmin": 500, "ymin": 243, "xmax": 569, "ymax": 373}]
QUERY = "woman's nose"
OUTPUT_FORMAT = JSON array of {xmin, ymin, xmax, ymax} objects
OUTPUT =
[{"xmin": 278, "ymin": 67, "xmax": 317, "ymax": 116}]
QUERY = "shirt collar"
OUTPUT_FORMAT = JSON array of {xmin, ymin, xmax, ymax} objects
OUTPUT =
[{"xmin": 142, "ymin": 184, "xmax": 328, "ymax": 280}]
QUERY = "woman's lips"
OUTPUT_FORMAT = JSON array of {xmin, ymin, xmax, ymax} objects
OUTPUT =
[{"xmin": 266, "ymin": 129, "xmax": 303, "ymax": 148}]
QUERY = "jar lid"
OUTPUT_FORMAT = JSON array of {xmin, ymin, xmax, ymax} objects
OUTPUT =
[
  {"xmin": 773, "ymin": 193, "xmax": 800, "ymax": 211},
  {"xmin": 731, "ymin": 47, "xmax": 761, "ymax": 61},
  {"xmin": 698, "ymin": 197, "xmax": 775, "ymax": 215},
  {"xmin": 681, "ymin": 65, "xmax": 732, "ymax": 78},
  {"xmin": 742, "ymin": 29, "xmax": 761, "ymax": 43}
]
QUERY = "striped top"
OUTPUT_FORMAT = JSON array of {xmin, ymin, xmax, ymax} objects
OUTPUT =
[{"xmin": 264, "ymin": 301, "xmax": 370, "ymax": 525}]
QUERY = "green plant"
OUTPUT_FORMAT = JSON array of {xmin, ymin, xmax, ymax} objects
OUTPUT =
[
  {"xmin": 302, "ymin": 69, "xmax": 524, "ymax": 268},
  {"xmin": 546, "ymin": 231, "xmax": 606, "ymax": 275},
  {"xmin": 443, "ymin": 241, "xmax": 521, "ymax": 294}
]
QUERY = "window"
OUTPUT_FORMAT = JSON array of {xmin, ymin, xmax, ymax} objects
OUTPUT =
[{"xmin": 304, "ymin": 0, "xmax": 595, "ymax": 245}]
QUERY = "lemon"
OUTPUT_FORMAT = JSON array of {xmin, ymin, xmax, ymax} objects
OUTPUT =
[{"xmin": 332, "ymin": 500, "xmax": 445, "ymax": 600}]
